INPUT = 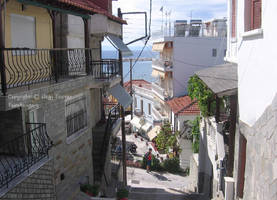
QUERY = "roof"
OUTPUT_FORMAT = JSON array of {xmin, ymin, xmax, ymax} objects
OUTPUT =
[
  {"xmin": 58, "ymin": 0, "xmax": 127, "ymax": 24},
  {"xmin": 195, "ymin": 62, "xmax": 238, "ymax": 97},
  {"xmin": 124, "ymin": 79, "xmax": 151, "ymax": 93},
  {"xmin": 166, "ymin": 96, "xmax": 200, "ymax": 115}
]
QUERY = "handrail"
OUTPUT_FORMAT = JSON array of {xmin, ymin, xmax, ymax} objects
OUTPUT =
[
  {"xmin": 0, "ymin": 123, "xmax": 52, "ymax": 189},
  {"xmin": 0, "ymin": 48, "xmax": 120, "ymax": 95},
  {"xmin": 100, "ymin": 104, "xmax": 120, "ymax": 185}
]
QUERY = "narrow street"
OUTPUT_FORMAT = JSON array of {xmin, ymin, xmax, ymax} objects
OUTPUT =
[{"xmin": 127, "ymin": 167, "xmax": 206, "ymax": 200}]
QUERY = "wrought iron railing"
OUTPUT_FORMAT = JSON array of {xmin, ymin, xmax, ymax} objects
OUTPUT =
[
  {"xmin": 66, "ymin": 109, "xmax": 88, "ymax": 138},
  {"xmin": 0, "ymin": 48, "xmax": 120, "ymax": 95},
  {"xmin": 89, "ymin": 59, "xmax": 120, "ymax": 80},
  {"xmin": 0, "ymin": 123, "xmax": 52, "ymax": 189},
  {"xmin": 101, "ymin": 104, "xmax": 120, "ymax": 185}
]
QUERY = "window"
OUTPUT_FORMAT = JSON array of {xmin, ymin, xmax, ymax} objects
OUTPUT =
[
  {"xmin": 237, "ymin": 134, "xmax": 247, "ymax": 198},
  {"xmin": 245, "ymin": 0, "xmax": 262, "ymax": 31},
  {"xmin": 66, "ymin": 95, "xmax": 87, "ymax": 137},
  {"xmin": 141, "ymin": 99, "xmax": 144, "ymax": 114},
  {"xmin": 10, "ymin": 14, "xmax": 36, "ymax": 48},
  {"xmin": 212, "ymin": 49, "xmax": 217, "ymax": 57},
  {"xmin": 232, "ymin": 0, "xmax": 237, "ymax": 37},
  {"xmin": 148, "ymin": 103, "xmax": 151, "ymax": 115}
]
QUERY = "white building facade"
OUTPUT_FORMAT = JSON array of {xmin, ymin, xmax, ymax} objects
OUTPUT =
[
  {"xmin": 152, "ymin": 19, "xmax": 227, "ymax": 120},
  {"xmin": 226, "ymin": 0, "xmax": 277, "ymax": 199}
]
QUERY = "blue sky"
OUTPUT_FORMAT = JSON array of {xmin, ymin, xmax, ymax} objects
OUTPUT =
[{"xmin": 103, "ymin": 0, "xmax": 227, "ymax": 50}]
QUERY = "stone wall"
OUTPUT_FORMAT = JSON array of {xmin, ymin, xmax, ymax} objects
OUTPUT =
[
  {"xmin": 234, "ymin": 93, "xmax": 277, "ymax": 200},
  {"xmin": 1, "ymin": 159, "xmax": 55, "ymax": 200},
  {"xmin": 0, "ymin": 108, "xmax": 23, "ymax": 146}
]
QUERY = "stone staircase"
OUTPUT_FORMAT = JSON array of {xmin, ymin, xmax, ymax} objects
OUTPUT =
[
  {"xmin": 92, "ymin": 124, "xmax": 110, "ymax": 184},
  {"xmin": 128, "ymin": 187, "xmax": 208, "ymax": 200}
]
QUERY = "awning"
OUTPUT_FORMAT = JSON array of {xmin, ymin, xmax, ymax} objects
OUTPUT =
[
  {"xmin": 106, "ymin": 34, "xmax": 133, "ymax": 57},
  {"xmin": 152, "ymin": 42, "xmax": 166, "ymax": 52},
  {"xmin": 108, "ymin": 84, "xmax": 132, "ymax": 109},
  {"xmin": 130, "ymin": 117, "xmax": 142, "ymax": 129},
  {"xmin": 152, "ymin": 69, "xmax": 165, "ymax": 79},
  {"xmin": 195, "ymin": 63, "xmax": 238, "ymax": 97},
  {"xmin": 147, "ymin": 126, "xmax": 160, "ymax": 141},
  {"xmin": 141, "ymin": 122, "xmax": 152, "ymax": 132}
]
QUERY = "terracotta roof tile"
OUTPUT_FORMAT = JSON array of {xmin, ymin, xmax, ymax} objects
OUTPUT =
[
  {"xmin": 166, "ymin": 96, "xmax": 200, "ymax": 115},
  {"xmin": 58, "ymin": 0, "xmax": 127, "ymax": 24},
  {"xmin": 124, "ymin": 79, "xmax": 151, "ymax": 92}
]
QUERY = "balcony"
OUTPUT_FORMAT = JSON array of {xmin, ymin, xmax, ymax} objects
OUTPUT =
[
  {"xmin": 133, "ymin": 85, "xmax": 153, "ymax": 99},
  {"xmin": 0, "ymin": 48, "xmax": 120, "ymax": 96},
  {"xmin": 152, "ymin": 59, "xmax": 173, "ymax": 72},
  {"xmin": 152, "ymin": 106, "xmax": 168, "ymax": 122},
  {"xmin": 152, "ymin": 82, "xmax": 166, "ymax": 100},
  {"xmin": 0, "ymin": 123, "xmax": 52, "ymax": 190}
]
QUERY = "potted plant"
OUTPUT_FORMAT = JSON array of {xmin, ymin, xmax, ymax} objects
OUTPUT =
[
  {"xmin": 80, "ymin": 184, "xmax": 99, "ymax": 197},
  {"xmin": 117, "ymin": 188, "xmax": 129, "ymax": 200}
]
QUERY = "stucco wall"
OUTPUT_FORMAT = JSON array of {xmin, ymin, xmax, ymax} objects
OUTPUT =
[
  {"xmin": 67, "ymin": 15, "xmax": 85, "ymax": 48},
  {"xmin": 226, "ymin": 0, "xmax": 277, "ymax": 126},
  {"xmin": 4, "ymin": 0, "xmax": 53, "ymax": 48},
  {"xmin": 172, "ymin": 37, "xmax": 226, "ymax": 97},
  {"xmin": 133, "ymin": 89, "xmax": 154, "ymax": 124}
]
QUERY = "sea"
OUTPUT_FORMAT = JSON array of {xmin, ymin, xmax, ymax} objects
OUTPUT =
[{"xmin": 102, "ymin": 50, "xmax": 158, "ymax": 83}]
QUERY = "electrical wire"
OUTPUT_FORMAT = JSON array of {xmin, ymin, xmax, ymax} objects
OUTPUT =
[{"xmin": 123, "ymin": 0, "xmax": 152, "ymax": 80}]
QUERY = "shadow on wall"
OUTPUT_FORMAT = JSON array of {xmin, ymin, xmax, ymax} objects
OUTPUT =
[{"xmin": 198, "ymin": 119, "xmax": 214, "ymax": 198}]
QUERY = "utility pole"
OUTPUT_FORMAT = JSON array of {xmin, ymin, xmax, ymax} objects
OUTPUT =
[
  {"xmin": 168, "ymin": 10, "xmax": 171, "ymax": 37},
  {"xmin": 118, "ymin": 8, "xmax": 127, "ymax": 187},
  {"xmin": 165, "ymin": 11, "xmax": 168, "ymax": 36},
  {"xmin": 130, "ymin": 59, "xmax": 133, "ymax": 120}
]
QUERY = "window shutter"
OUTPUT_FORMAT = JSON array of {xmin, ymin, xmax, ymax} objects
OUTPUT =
[
  {"xmin": 244, "ymin": 0, "xmax": 251, "ymax": 31},
  {"xmin": 232, "ymin": 0, "xmax": 236, "ymax": 37},
  {"xmin": 251, "ymin": 0, "xmax": 262, "ymax": 30}
]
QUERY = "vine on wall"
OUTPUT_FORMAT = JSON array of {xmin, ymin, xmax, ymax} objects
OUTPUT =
[{"xmin": 188, "ymin": 75, "xmax": 216, "ymax": 117}]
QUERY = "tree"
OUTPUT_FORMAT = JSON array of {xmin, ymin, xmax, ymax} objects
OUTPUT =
[
  {"xmin": 190, "ymin": 116, "xmax": 200, "ymax": 153},
  {"xmin": 155, "ymin": 123, "xmax": 180, "ymax": 155}
]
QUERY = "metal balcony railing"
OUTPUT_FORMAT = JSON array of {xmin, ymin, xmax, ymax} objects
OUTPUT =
[
  {"xmin": 0, "ymin": 123, "xmax": 52, "ymax": 189},
  {"xmin": 0, "ymin": 48, "xmax": 120, "ymax": 95}
]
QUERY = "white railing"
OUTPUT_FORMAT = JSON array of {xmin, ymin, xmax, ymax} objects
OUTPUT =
[
  {"xmin": 174, "ymin": 26, "xmax": 227, "ymax": 38},
  {"xmin": 133, "ymin": 85, "xmax": 153, "ymax": 98},
  {"xmin": 152, "ymin": 59, "xmax": 173, "ymax": 72},
  {"xmin": 152, "ymin": 106, "xmax": 168, "ymax": 121},
  {"xmin": 152, "ymin": 82, "xmax": 165, "ymax": 100}
]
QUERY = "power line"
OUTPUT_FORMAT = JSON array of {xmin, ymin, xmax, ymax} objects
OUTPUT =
[{"xmin": 123, "ymin": 0, "xmax": 152, "ymax": 80}]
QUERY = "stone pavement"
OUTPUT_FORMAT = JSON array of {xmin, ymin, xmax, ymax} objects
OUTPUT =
[{"xmin": 127, "ymin": 167, "xmax": 208, "ymax": 200}]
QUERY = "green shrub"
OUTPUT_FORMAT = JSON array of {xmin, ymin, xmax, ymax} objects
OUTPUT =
[
  {"xmin": 80, "ymin": 184, "xmax": 99, "ymax": 196},
  {"xmin": 141, "ymin": 155, "xmax": 164, "ymax": 172},
  {"xmin": 162, "ymin": 157, "xmax": 181, "ymax": 174},
  {"xmin": 191, "ymin": 116, "xmax": 200, "ymax": 153}
]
